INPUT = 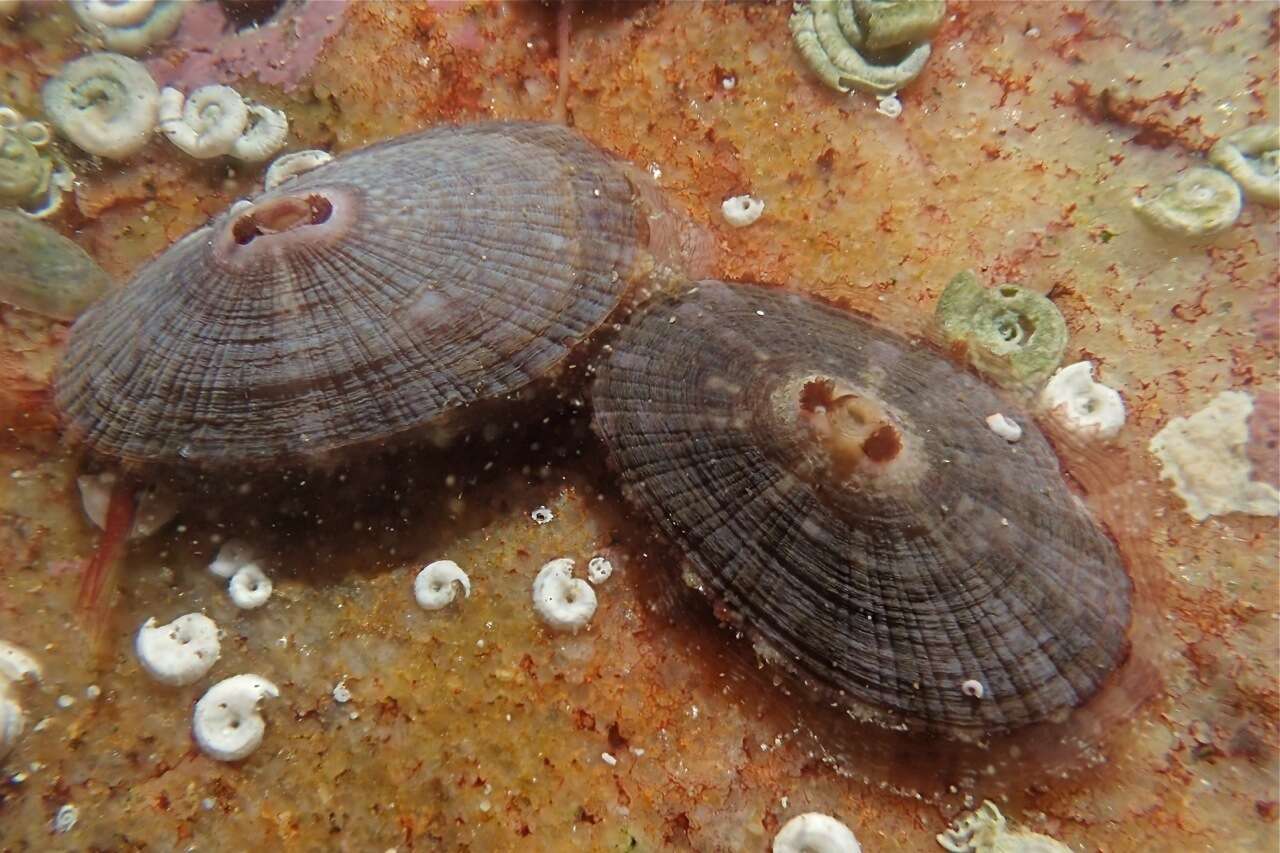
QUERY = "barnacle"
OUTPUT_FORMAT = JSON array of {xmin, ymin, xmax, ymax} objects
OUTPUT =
[
  {"xmin": 1040, "ymin": 361, "xmax": 1126, "ymax": 440},
  {"xmin": 1208, "ymin": 124, "xmax": 1280, "ymax": 207},
  {"xmin": 531, "ymin": 558, "xmax": 597, "ymax": 632},
  {"xmin": 264, "ymin": 149, "xmax": 333, "ymax": 189},
  {"xmin": 852, "ymin": 0, "xmax": 947, "ymax": 51},
  {"xmin": 773, "ymin": 813, "xmax": 862, "ymax": 853},
  {"xmin": 0, "ymin": 640, "xmax": 40, "ymax": 761},
  {"xmin": 789, "ymin": 0, "xmax": 942, "ymax": 95},
  {"xmin": 192, "ymin": 674, "xmax": 279, "ymax": 761},
  {"xmin": 70, "ymin": 0, "xmax": 186, "ymax": 55},
  {"xmin": 158, "ymin": 85, "xmax": 249, "ymax": 159},
  {"xmin": 135, "ymin": 614, "xmax": 221, "ymax": 686},
  {"xmin": 227, "ymin": 563, "xmax": 273, "ymax": 609},
  {"xmin": 1132, "ymin": 166, "xmax": 1241, "ymax": 237},
  {"xmin": 230, "ymin": 102, "xmax": 289, "ymax": 162},
  {"xmin": 414, "ymin": 560, "xmax": 471, "ymax": 610},
  {"xmin": 934, "ymin": 270, "xmax": 1068, "ymax": 391},
  {"xmin": 42, "ymin": 52, "xmax": 160, "ymax": 160},
  {"xmin": 0, "ymin": 105, "xmax": 72, "ymax": 219},
  {"xmin": 0, "ymin": 127, "xmax": 50, "ymax": 206},
  {"xmin": 936, "ymin": 801, "xmax": 1071, "ymax": 853}
]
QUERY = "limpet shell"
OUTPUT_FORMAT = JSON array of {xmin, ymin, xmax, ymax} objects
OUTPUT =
[
  {"xmin": 0, "ymin": 212, "xmax": 113, "ymax": 321},
  {"xmin": 55, "ymin": 122, "xmax": 708, "ymax": 470},
  {"xmin": 591, "ymin": 281, "xmax": 1132, "ymax": 733}
]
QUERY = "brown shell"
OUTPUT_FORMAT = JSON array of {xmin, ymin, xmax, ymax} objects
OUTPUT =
[
  {"xmin": 55, "ymin": 122, "xmax": 704, "ymax": 470},
  {"xmin": 590, "ymin": 280, "xmax": 1132, "ymax": 734}
]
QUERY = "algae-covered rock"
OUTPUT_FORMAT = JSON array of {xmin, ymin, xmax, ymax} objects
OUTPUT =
[{"xmin": 0, "ymin": 211, "xmax": 112, "ymax": 320}]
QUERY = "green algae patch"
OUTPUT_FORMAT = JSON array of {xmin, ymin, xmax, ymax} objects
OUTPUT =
[{"xmin": 935, "ymin": 270, "xmax": 1068, "ymax": 391}]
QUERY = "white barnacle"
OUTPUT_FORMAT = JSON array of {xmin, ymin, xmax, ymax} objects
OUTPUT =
[
  {"xmin": 0, "ymin": 640, "xmax": 40, "ymax": 683},
  {"xmin": 157, "ymin": 85, "xmax": 249, "ymax": 159},
  {"xmin": 209, "ymin": 538, "xmax": 255, "ymax": 579},
  {"xmin": 413, "ymin": 559, "xmax": 471, "ymax": 610},
  {"xmin": 77, "ymin": 472, "xmax": 179, "ymax": 540},
  {"xmin": 42, "ymin": 52, "xmax": 159, "ymax": 160},
  {"xmin": 789, "ymin": 1, "xmax": 935, "ymax": 96},
  {"xmin": 531, "ymin": 506, "xmax": 554, "ymax": 524},
  {"xmin": 135, "ymin": 613, "xmax": 221, "ymax": 686},
  {"xmin": 984, "ymin": 413, "xmax": 1022, "ymax": 442},
  {"xmin": 1040, "ymin": 361, "xmax": 1125, "ymax": 439},
  {"xmin": 960, "ymin": 679, "xmax": 985, "ymax": 699},
  {"xmin": 722, "ymin": 194, "xmax": 765, "ymax": 228},
  {"xmin": 587, "ymin": 555, "xmax": 614, "ymax": 584},
  {"xmin": 228, "ymin": 563, "xmax": 272, "ymax": 610},
  {"xmin": 875, "ymin": 92, "xmax": 902, "ymax": 119},
  {"xmin": 192, "ymin": 674, "xmax": 279, "ymax": 762},
  {"xmin": 264, "ymin": 149, "xmax": 333, "ymax": 190},
  {"xmin": 230, "ymin": 102, "xmax": 289, "ymax": 163},
  {"xmin": 531, "ymin": 558, "xmax": 597, "ymax": 632},
  {"xmin": 70, "ymin": 0, "xmax": 185, "ymax": 55},
  {"xmin": 936, "ymin": 801, "xmax": 1071, "ymax": 853},
  {"xmin": 1148, "ymin": 391, "xmax": 1280, "ymax": 521},
  {"xmin": 52, "ymin": 803, "xmax": 78, "ymax": 833},
  {"xmin": 773, "ymin": 812, "xmax": 861, "ymax": 853},
  {"xmin": 1208, "ymin": 123, "xmax": 1280, "ymax": 207},
  {"xmin": 1132, "ymin": 166, "xmax": 1242, "ymax": 237},
  {"xmin": 0, "ymin": 640, "xmax": 40, "ymax": 761}
]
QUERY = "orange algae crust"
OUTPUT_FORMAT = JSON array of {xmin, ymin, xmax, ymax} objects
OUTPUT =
[{"xmin": 0, "ymin": 1, "xmax": 1277, "ymax": 851}]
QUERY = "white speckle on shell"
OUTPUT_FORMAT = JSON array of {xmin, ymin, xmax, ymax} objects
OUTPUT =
[
  {"xmin": 264, "ymin": 148, "xmax": 333, "ymax": 190},
  {"xmin": 722, "ymin": 194, "xmax": 765, "ymax": 228},
  {"xmin": 587, "ymin": 555, "xmax": 614, "ymax": 584},
  {"xmin": 1148, "ymin": 390, "xmax": 1280, "ymax": 521},
  {"xmin": 227, "ymin": 563, "xmax": 272, "ymax": 610},
  {"xmin": 332, "ymin": 680, "xmax": 351, "ymax": 704},
  {"xmin": 209, "ymin": 538, "xmax": 255, "ymax": 579},
  {"xmin": 78, "ymin": 472, "xmax": 179, "ymax": 540},
  {"xmin": 413, "ymin": 560, "xmax": 471, "ymax": 610},
  {"xmin": 601, "ymin": 751, "xmax": 617, "ymax": 766},
  {"xmin": 53, "ymin": 803, "xmax": 78, "ymax": 833},
  {"xmin": 192, "ymin": 674, "xmax": 279, "ymax": 762},
  {"xmin": 531, "ymin": 558, "xmax": 597, "ymax": 632},
  {"xmin": 1040, "ymin": 361, "xmax": 1125, "ymax": 439},
  {"xmin": 773, "ymin": 812, "xmax": 861, "ymax": 853},
  {"xmin": 961, "ymin": 679, "xmax": 985, "ymax": 699},
  {"xmin": 135, "ymin": 613, "xmax": 221, "ymax": 686},
  {"xmin": 985, "ymin": 413, "xmax": 1022, "ymax": 442}
]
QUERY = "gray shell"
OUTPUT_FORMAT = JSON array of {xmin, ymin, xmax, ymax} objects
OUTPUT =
[
  {"xmin": 56, "ymin": 122, "xmax": 695, "ymax": 470},
  {"xmin": 590, "ymin": 280, "xmax": 1132, "ymax": 733}
]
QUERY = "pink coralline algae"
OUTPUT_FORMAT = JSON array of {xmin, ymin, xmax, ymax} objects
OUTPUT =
[{"xmin": 146, "ymin": 0, "xmax": 349, "ymax": 93}]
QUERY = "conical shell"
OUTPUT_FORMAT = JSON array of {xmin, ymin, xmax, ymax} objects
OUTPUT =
[
  {"xmin": 56, "ymin": 122, "xmax": 705, "ymax": 469},
  {"xmin": 590, "ymin": 280, "xmax": 1132, "ymax": 733}
]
